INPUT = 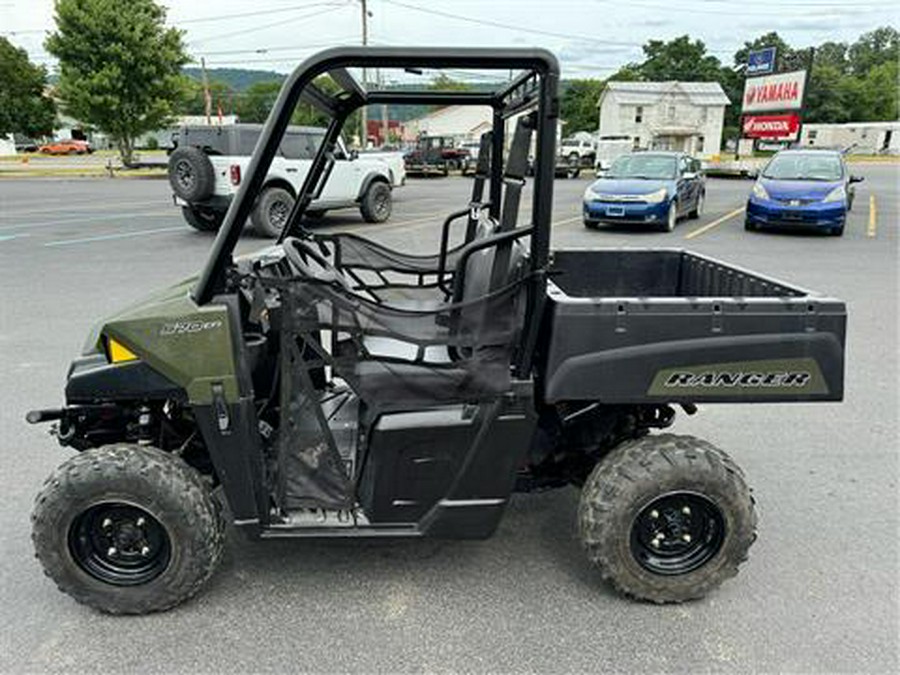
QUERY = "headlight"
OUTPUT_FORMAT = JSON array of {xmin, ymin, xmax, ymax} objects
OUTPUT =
[
  {"xmin": 583, "ymin": 185, "xmax": 600, "ymax": 201},
  {"xmin": 643, "ymin": 188, "xmax": 668, "ymax": 203},
  {"xmin": 823, "ymin": 185, "xmax": 846, "ymax": 203},
  {"xmin": 751, "ymin": 182, "xmax": 770, "ymax": 201},
  {"xmin": 106, "ymin": 337, "xmax": 138, "ymax": 363}
]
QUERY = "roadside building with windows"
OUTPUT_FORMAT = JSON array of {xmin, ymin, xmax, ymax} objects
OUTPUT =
[
  {"xmin": 597, "ymin": 81, "xmax": 729, "ymax": 157},
  {"xmin": 403, "ymin": 104, "xmax": 492, "ymax": 142},
  {"xmin": 798, "ymin": 121, "xmax": 899, "ymax": 154}
]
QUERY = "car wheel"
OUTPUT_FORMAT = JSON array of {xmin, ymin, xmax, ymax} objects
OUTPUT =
[
  {"xmin": 251, "ymin": 186, "xmax": 295, "ymax": 238},
  {"xmin": 689, "ymin": 192, "xmax": 704, "ymax": 219},
  {"xmin": 181, "ymin": 206, "xmax": 224, "ymax": 232},
  {"xmin": 744, "ymin": 218, "xmax": 756, "ymax": 231},
  {"xmin": 578, "ymin": 434, "xmax": 757, "ymax": 603},
  {"xmin": 31, "ymin": 444, "xmax": 225, "ymax": 615},
  {"xmin": 584, "ymin": 219, "xmax": 598, "ymax": 230},
  {"xmin": 662, "ymin": 201, "xmax": 677, "ymax": 232},
  {"xmin": 167, "ymin": 147, "xmax": 215, "ymax": 202},
  {"xmin": 830, "ymin": 226, "xmax": 844, "ymax": 237},
  {"xmin": 360, "ymin": 181, "xmax": 392, "ymax": 223}
]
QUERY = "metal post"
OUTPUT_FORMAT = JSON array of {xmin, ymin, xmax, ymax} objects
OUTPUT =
[
  {"xmin": 359, "ymin": 0, "xmax": 368, "ymax": 148},
  {"xmin": 201, "ymin": 57, "xmax": 212, "ymax": 126}
]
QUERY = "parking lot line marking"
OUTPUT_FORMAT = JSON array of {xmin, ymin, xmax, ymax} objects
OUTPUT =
[
  {"xmin": 0, "ymin": 233, "xmax": 30, "ymax": 243},
  {"xmin": 0, "ymin": 199, "xmax": 162, "ymax": 219},
  {"xmin": 44, "ymin": 226, "xmax": 184, "ymax": 247},
  {"xmin": 552, "ymin": 214, "xmax": 583, "ymax": 226},
  {"xmin": 868, "ymin": 194, "xmax": 877, "ymax": 237},
  {"xmin": 0, "ymin": 209, "xmax": 172, "ymax": 233},
  {"xmin": 684, "ymin": 206, "xmax": 745, "ymax": 240}
]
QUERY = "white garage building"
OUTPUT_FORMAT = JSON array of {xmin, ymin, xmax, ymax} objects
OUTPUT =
[
  {"xmin": 403, "ymin": 105, "xmax": 492, "ymax": 142},
  {"xmin": 597, "ymin": 81, "xmax": 729, "ymax": 157}
]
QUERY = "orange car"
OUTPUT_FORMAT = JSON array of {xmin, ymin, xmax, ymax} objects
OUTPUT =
[{"xmin": 38, "ymin": 139, "xmax": 93, "ymax": 155}]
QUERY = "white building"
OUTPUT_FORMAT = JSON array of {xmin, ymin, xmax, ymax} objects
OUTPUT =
[
  {"xmin": 798, "ymin": 121, "xmax": 899, "ymax": 155},
  {"xmin": 404, "ymin": 105, "xmax": 492, "ymax": 142},
  {"xmin": 597, "ymin": 81, "xmax": 730, "ymax": 157}
]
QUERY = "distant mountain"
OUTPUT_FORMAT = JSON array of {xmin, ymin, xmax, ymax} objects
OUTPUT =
[{"xmin": 182, "ymin": 67, "xmax": 285, "ymax": 91}]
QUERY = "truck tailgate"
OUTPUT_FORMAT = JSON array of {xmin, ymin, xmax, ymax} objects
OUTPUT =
[{"xmin": 542, "ymin": 249, "xmax": 846, "ymax": 404}]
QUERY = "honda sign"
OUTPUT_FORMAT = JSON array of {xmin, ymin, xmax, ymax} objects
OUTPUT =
[
  {"xmin": 742, "ymin": 114, "xmax": 802, "ymax": 139},
  {"xmin": 742, "ymin": 70, "xmax": 806, "ymax": 112}
]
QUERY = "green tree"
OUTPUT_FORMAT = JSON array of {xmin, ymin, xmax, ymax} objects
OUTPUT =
[
  {"xmin": 181, "ymin": 78, "xmax": 234, "ymax": 117},
  {"xmin": 428, "ymin": 74, "xmax": 471, "ymax": 91},
  {"xmin": 45, "ymin": 0, "xmax": 189, "ymax": 163},
  {"xmin": 640, "ymin": 36, "xmax": 724, "ymax": 82},
  {"xmin": 848, "ymin": 26, "xmax": 899, "ymax": 76},
  {"xmin": 233, "ymin": 80, "xmax": 282, "ymax": 123},
  {"xmin": 0, "ymin": 37, "xmax": 56, "ymax": 138},
  {"xmin": 560, "ymin": 79, "xmax": 604, "ymax": 133}
]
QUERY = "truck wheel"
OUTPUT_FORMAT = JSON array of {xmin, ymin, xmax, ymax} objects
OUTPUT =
[
  {"xmin": 578, "ymin": 434, "xmax": 757, "ymax": 604},
  {"xmin": 31, "ymin": 444, "xmax": 225, "ymax": 615},
  {"xmin": 360, "ymin": 181, "xmax": 392, "ymax": 223},
  {"xmin": 251, "ymin": 186, "xmax": 295, "ymax": 238},
  {"xmin": 181, "ymin": 205, "xmax": 223, "ymax": 232},
  {"xmin": 167, "ymin": 147, "xmax": 215, "ymax": 202}
]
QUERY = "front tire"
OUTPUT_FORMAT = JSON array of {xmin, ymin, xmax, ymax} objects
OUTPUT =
[
  {"xmin": 32, "ymin": 444, "xmax": 225, "ymax": 615},
  {"xmin": 689, "ymin": 191, "xmax": 704, "ymax": 219},
  {"xmin": 578, "ymin": 434, "xmax": 757, "ymax": 603},
  {"xmin": 662, "ymin": 201, "xmax": 678, "ymax": 232},
  {"xmin": 359, "ymin": 180, "xmax": 392, "ymax": 223}
]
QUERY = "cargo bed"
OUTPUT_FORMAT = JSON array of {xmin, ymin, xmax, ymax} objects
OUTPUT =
[{"xmin": 542, "ymin": 249, "xmax": 846, "ymax": 403}]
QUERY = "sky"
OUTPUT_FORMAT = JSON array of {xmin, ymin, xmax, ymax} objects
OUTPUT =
[{"xmin": 2, "ymin": 0, "xmax": 898, "ymax": 80}]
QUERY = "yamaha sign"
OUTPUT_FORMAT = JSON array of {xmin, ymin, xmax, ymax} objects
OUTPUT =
[{"xmin": 742, "ymin": 70, "xmax": 807, "ymax": 113}]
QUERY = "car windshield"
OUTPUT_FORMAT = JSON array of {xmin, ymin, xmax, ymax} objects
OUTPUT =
[
  {"xmin": 607, "ymin": 154, "xmax": 677, "ymax": 180},
  {"xmin": 763, "ymin": 154, "xmax": 843, "ymax": 181}
]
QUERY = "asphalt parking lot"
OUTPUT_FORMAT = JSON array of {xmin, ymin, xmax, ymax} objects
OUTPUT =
[{"xmin": 1, "ymin": 167, "xmax": 897, "ymax": 673}]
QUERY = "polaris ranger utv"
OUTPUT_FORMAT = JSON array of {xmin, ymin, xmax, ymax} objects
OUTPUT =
[{"xmin": 27, "ymin": 48, "xmax": 847, "ymax": 615}]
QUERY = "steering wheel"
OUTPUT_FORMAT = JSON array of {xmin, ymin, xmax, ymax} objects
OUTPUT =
[{"xmin": 282, "ymin": 236, "xmax": 352, "ymax": 290}]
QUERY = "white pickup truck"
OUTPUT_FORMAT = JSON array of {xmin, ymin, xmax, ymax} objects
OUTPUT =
[{"xmin": 168, "ymin": 124, "xmax": 403, "ymax": 237}]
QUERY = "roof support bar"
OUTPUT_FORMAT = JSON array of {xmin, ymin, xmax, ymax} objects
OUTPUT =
[
  {"xmin": 301, "ymin": 82, "xmax": 340, "ymax": 116},
  {"xmin": 366, "ymin": 90, "xmax": 497, "ymax": 106},
  {"xmin": 328, "ymin": 68, "xmax": 367, "ymax": 101}
]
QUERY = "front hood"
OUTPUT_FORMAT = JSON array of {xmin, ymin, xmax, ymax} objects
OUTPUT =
[
  {"xmin": 759, "ymin": 178, "xmax": 842, "ymax": 201},
  {"xmin": 82, "ymin": 272, "xmax": 239, "ymax": 405},
  {"xmin": 588, "ymin": 177, "xmax": 673, "ymax": 196}
]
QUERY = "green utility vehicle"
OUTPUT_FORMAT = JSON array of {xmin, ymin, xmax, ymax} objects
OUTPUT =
[{"xmin": 27, "ymin": 48, "xmax": 846, "ymax": 614}]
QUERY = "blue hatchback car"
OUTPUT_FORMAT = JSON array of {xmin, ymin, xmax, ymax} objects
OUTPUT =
[
  {"xmin": 582, "ymin": 152, "xmax": 705, "ymax": 232},
  {"xmin": 745, "ymin": 149, "xmax": 863, "ymax": 236}
]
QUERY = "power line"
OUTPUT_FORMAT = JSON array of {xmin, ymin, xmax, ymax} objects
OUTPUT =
[
  {"xmin": 175, "ymin": 1, "xmax": 347, "ymax": 25},
  {"xmin": 188, "ymin": 4, "xmax": 349, "ymax": 44}
]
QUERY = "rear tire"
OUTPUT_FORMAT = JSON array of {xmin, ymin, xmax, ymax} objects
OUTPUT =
[
  {"xmin": 251, "ymin": 186, "xmax": 295, "ymax": 238},
  {"xmin": 168, "ymin": 147, "xmax": 215, "ymax": 202},
  {"xmin": 181, "ymin": 206, "xmax": 223, "ymax": 232},
  {"xmin": 31, "ymin": 444, "xmax": 225, "ymax": 615},
  {"xmin": 578, "ymin": 434, "xmax": 757, "ymax": 603},
  {"xmin": 359, "ymin": 181, "xmax": 392, "ymax": 223},
  {"xmin": 744, "ymin": 218, "xmax": 756, "ymax": 231}
]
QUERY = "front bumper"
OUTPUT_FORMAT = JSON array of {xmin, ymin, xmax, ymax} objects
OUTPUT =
[
  {"xmin": 583, "ymin": 198, "xmax": 669, "ymax": 225},
  {"xmin": 746, "ymin": 197, "xmax": 846, "ymax": 229}
]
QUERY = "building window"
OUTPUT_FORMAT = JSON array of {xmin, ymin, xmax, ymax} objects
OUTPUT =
[
  {"xmin": 634, "ymin": 106, "xmax": 643, "ymax": 123},
  {"xmin": 633, "ymin": 136, "xmax": 640, "ymax": 149},
  {"xmin": 667, "ymin": 105, "xmax": 676, "ymax": 121},
  {"xmin": 808, "ymin": 130, "xmax": 818, "ymax": 140},
  {"xmin": 700, "ymin": 107, "xmax": 708, "ymax": 123}
]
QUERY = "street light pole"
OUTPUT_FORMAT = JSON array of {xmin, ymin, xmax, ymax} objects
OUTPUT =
[{"xmin": 360, "ymin": 0, "xmax": 368, "ymax": 148}]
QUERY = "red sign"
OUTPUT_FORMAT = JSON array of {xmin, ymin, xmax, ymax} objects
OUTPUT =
[{"xmin": 742, "ymin": 114, "xmax": 801, "ymax": 139}]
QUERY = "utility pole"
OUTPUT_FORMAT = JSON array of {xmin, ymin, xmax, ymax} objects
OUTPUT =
[
  {"xmin": 201, "ymin": 57, "xmax": 212, "ymax": 126},
  {"xmin": 360, "ymin": 0, "xmax": 368, "ymax": 148}
]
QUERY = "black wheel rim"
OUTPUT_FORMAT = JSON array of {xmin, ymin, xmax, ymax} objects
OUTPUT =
[
  {"xmin": 268, "ymin": 199, "xmax": 290, "ymax": 230},
  {"xmin": 373, "ymin": 189, "xmax": 390, "ymax": 218},
  {"xmin": 630, "ymin": 491, "xmax": 725, "ymax": 576},
  {"xmin": 68, "ymin": 502, "xmax": 171, "ymax": 586},
  {"xmin": 175, "ymin": 160, "xmax": 195, "ymax": 190}
]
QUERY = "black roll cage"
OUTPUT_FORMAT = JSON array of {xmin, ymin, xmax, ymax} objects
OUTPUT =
[{"xmin": 193, "ymin": 47, "xmax": 560, "ymax": 306}]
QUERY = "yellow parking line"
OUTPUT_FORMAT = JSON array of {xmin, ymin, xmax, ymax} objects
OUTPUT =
[
  {"xmin": 684, "ymin": 206, "xmax": 746, "ymax": 240},
  {"xmin": 868, "ymin": 194, "xmax": 877, "ymax": 237}
]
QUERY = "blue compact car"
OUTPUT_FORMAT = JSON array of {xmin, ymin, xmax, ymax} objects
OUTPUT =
[
  {"xmin": 583, "ymin": 152, "xmax": 705, "ymax": 232},
  {"xmin": 745, "ymin": 149, "xmax": 863, "ymax": 236}
]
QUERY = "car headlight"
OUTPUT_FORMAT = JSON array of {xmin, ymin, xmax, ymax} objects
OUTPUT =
[
  {"xmin": 584, "ymin": 185, "xmax": 600, "ymax": 201},
  {"xmin": 751, "ymin": 182, "xmax": 770, "ymax": 201},
  {"xmin": 822, "ymin": 185, "xmax": 846, "ymax": 203},
  {"xmin": 643, "ymin": 188, "xmax": 668, "ymax": 203}
]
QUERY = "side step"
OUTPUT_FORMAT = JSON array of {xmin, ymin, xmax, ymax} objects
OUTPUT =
[{"xmin": 260, "ymin": 508, "xmax": 422, "ymax": 538}]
